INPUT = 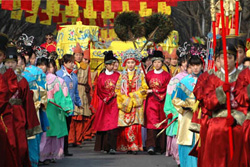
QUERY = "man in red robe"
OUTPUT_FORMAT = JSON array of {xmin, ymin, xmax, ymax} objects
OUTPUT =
[
  {"xmin": 40, "ymin": 33, "xmax": 57, "ymax": 53},
  {"xmin": 144, "ymin": 51, "xmax": 171, "ymax": 155},
  {"xmin": 4, "ymin": 45, "xmax": 41, "ymax": 167},
  {"xmin": 93, "ymin": 51, "xmax": 120, "ymax": 154},
  {"xmin": 199, "ymin": 37, "xmax": 246, "ymax": 167}
]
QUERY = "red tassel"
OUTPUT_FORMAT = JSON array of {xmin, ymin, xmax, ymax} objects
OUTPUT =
[{"xmin": 220, "ymin": 0, "xmax": 234, "ymax": 160}]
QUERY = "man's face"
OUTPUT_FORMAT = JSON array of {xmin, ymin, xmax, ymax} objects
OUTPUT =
[
  {"xmin": 74, "ymin": 53, "xmax": 83, "ymax": 63},
  {"xmin": 153, "ymin": 60, "xmax": 163, "ymax": 70},
  {"xmin": 64, "ymin": 61, "xmax": 75, "ymax": 70},
  {"xmin": 46, "ymin": 35, "xmax": 53, "ymax": 44},
  {"xmin": 237, "ymin": 47, "xmax": 246, "ymax": 65},
  {"xmin": 5, "ymin": 60, "xmax": 17, "ymax": 70},
  {"xmin": 0, "ymin": 51, "xmax": 6, "ymax": 64},
  {"xmin": 170, "ymin": 58, "xmax": 178, "ymax": 66},
  {"xmin": 105, "ymin": 63, "xmax": 114, "ymax": 72},
  {"xmin": 219, "ymin": 53, "xmax": 236, "ymax": 73}
]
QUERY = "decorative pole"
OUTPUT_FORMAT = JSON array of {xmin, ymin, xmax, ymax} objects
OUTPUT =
[
  {"xmin": 224, "ymin": 0, "xmax": 230, "ymax": 35},
  {"xmin": 235, "ymin": 0, "xmax": 239, "ymax": 35},
  {"xmin": 220, "ymin": 0, "xmax": 234, "ymax": 159},
  {"xmin": 210, "ymin": 0, "xmax": 216, "ymax": 51}
]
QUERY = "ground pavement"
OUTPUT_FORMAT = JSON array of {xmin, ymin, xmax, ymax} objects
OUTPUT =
[{"xmin": 49, "ymin": 140, "xmax": 178, "ymax": 167}]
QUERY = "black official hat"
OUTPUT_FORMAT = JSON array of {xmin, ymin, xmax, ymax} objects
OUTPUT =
[
  {"xmin": 5, "ymin": 45, "xmax": 17, "ymax": 62},
  {"xmin": 151, "ymin": 50, "xmax": 164, "ymax": 62},
  {"xmin": 219, "ymin": 35, "xmax": 238, "ymax": 56},
  {"xmin": 104, "ymin": 50, "xmax": 115, "ymax": 64},
  {"xmin": 237, "ymin": 34, "xmax": 247, "ymax": 50}
]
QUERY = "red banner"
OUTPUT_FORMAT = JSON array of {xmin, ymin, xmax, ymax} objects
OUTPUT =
[
  {"xmin": 111, "ymin": 0, "xmax": 122, "ymax": 12},
  {"xmin": 93, "ymin": 0, "xmax": 105, "ymax": 11},
  {"xmin": 1, "ymin": 0, "xmax": 13, "ymax": 10},
  {"xmin": 21, "ymin": 0, "xmax": 32, "ymax": 11}
]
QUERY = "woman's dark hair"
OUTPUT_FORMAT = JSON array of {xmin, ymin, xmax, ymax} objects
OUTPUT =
[
  {"xmin": 178, "ymin": 55, "xmax": 188, "ymax": 66},
  {"xmin": 17, "ymin": 54, "xmax": 26, "ymax": 65},
  {"xmin": 22, "ymin": 46, "xmax": 34, "ymax": 58},
  {"xmin": 36, "ymin": 57, "xmax": 48, "ymax": 66},
  {"xmin": 48, "ymin": 59, "xmax": 56, "ymax": 68},
  {"xmin": 62, "ymin": 54, "xmax": 74, "ymax": 64},
  {"xmin": 243, "ymin": 57, "xmax": 250, "ymax": 64},
  {"xmin": 188, "ymin": 55, "xmax": 203, "ymax": 66}
]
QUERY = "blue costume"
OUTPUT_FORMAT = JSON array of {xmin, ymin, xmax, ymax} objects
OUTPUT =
[
  {"xmin": 22, "ymin": 65, "xmax": 49, "ymax": 167},
  {"xmin": 171, "ymin": 74, "xmax": 200, "ymax": 167}
]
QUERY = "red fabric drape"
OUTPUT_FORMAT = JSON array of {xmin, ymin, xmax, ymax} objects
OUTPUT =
[
  {"xmin": 57, "ymin": 0, "xmax": 69, "ymax": 6},
  {"xmin": 76, "ymin": 0, "xmax": 86, "ymax": 8}
]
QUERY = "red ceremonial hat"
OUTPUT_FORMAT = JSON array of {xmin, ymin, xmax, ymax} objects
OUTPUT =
[
  {"xmin": 170, "ymin": 48, "xmax": 178, "ymax": 59},
  {"xmin": 74, "ymin": 43, "xmax": 83, "ymax": 54},
  {"xmin": 83, "ymin": 49, "xmax": 90, "ymax": 60},
  {"xmin": 163, "ymin": 51, "xmax": 170, "ymax": 59}
]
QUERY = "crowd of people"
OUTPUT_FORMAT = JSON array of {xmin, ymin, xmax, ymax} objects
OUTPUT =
[{"xmin": 0, "ymin": 31, "xmax": 250, "ymax": 167}]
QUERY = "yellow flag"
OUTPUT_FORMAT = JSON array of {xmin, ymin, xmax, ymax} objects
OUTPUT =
[
  {"xmin": 101, "ymin": 29, "xmax": 108, "ymax": 39},
  {"xmin": 158, "ymin": 2, "xmax": 171, "ymax": 15},
  {"xmin": 66, "ymin": 0, "xmax": 79, "ymax": 17},
  {"xmin": 13, "ymin": 0, "xmax": 21, "ymax": 10},
  {"xmin": 139, "ymin": 2, "xmax": 152, "ymax": 17},
  {"xmin": 46, "ymin": 0, "xmax": 60, "ymax": 16},
  {"xmin": 122, "ymin": 1, "xmax": 130, "ymax": 12},
  {"xmin": 29, "ymin": 0, "xmax": 41, "ymax": 14},
  {"xmin": 84, "ymin": 0, "xmax": 97, "ymax": 19},
  {"xmin": 101, "ymin": 0, "xmax": 114, "ymax": 19},
  {"xmin": 26, "ymin": 14, "xmax": 37, "ymax": 24},
  {"xmin": 11, "ymin": 10, "xmax": 23, "ymax": 20}
]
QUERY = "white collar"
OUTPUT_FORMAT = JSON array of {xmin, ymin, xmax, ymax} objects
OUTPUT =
[
  {"xmin": 154, "ymin": 69, "xmax": 163, "ymax": 74},
  {"xmin": 221, "ymin": 68, "xmax": 237, "ymax": 76},
  {"xmin": 105, "ymin": 69, "xmax": 114, "ymax": 75},
  {"xmin": 0, "ymin": 62, "xmax": 3, "ymax": 68},
  {"xmin": 128, "ymin": 69, "xmax": 135, "ymax": 72},
  {"xmin": 238, "ymin": 64, "xmax": 244, "ymax": 70}
]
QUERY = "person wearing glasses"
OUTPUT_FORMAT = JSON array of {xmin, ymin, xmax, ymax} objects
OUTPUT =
[{"xmin": 41, "ymin": 33, "xmax": 57, "ymax": 53}]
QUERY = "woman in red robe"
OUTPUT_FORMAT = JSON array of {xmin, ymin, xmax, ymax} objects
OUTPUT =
[
  {"xmin": 144, "ymin": 51, "xmax": 171, "ymax": 154},
  {"xmin": 93, "ymin": 51, "xmax": 120, "ymax": 154}
]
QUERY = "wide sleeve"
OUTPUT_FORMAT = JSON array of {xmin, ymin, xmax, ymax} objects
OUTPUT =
[
  {"xmin": 54, "ymin": 86, "xmax": 74, "ymax": 114},
  {"xmin": 193, "ymin": 72, "xmax": 209, "ymax": 101},
  {"xmin": 202, "ymin": 75, "xmax": 225, "ymax": 111},
  {"xmin": 21, "ymin": 79, "xmax": 40, "ymax": 131},
  {"xmin": 115, "ymin": 75, "xmax": 133, "ymax": 113},
  {"xmin": 164, "ymin": 93, "xmax": 179, "ymax": 119},
  {"xmin": 234, "ymin": 69, "xmax": 250, "ymax": 108},
  {"xmin": 129, "ymin": 73, "xmax": 148, "ymax": 108}
]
